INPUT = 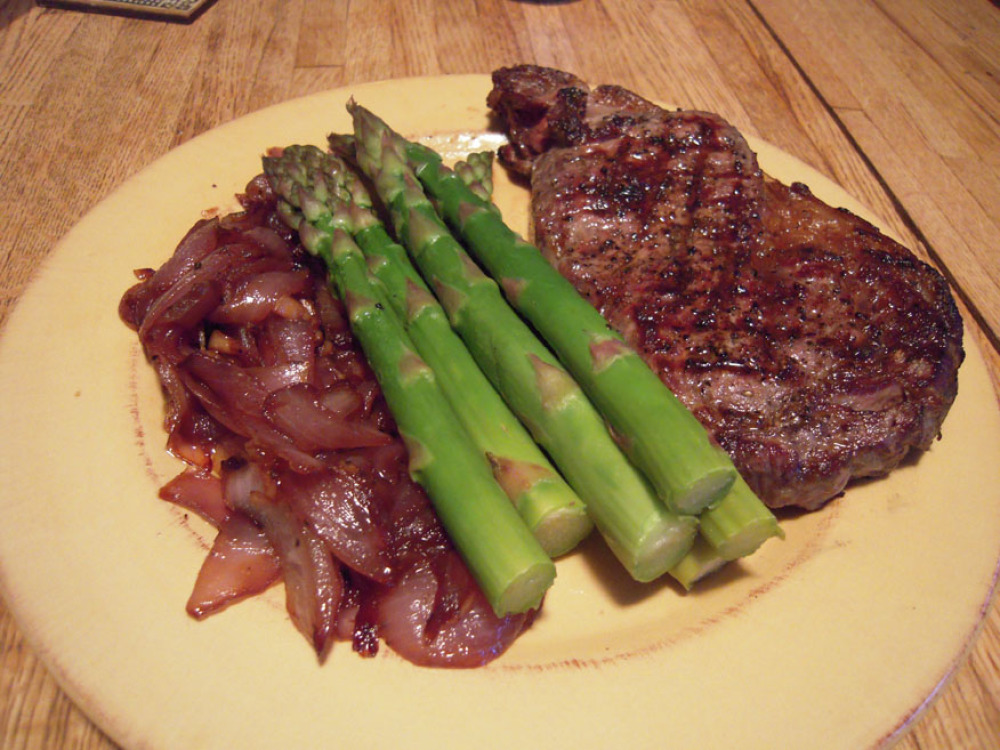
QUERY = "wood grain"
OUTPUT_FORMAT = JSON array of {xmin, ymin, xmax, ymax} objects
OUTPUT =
[{"xmin": 1, "ymin": 1, "xmax": 998, "ymax": 748}]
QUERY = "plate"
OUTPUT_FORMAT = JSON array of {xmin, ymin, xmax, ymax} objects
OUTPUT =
[{"xmin": 1, "ymin": 75, "xmax": 999, "ymax": 750}]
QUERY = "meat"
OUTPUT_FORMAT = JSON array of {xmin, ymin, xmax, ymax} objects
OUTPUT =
[
  {"xmin": 488, "ymin": 65, "xmax": 964, "ymax": 510},
  {"xmin": 120, "ymin": 175, "xmax": 535, "ymax": 666}
]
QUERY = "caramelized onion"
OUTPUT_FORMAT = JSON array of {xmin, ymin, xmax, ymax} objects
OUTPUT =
[
  {"xmin": 186, "ymin": 511, "xmax": 282, "ymax": 619},
  {"xmin": 120, "ymin": 176, "xmax": 535, "ymax": 666}
]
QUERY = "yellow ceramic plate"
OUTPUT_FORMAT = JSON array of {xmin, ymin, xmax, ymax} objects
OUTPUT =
[{"xmin": 1, "ymin": 76, "xmax": 998, "ymax": 750}]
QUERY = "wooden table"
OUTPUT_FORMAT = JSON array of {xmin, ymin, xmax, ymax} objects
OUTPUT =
[{"xmin": 1, "ymin": 0, "xmax": 998, "ymax": 747}]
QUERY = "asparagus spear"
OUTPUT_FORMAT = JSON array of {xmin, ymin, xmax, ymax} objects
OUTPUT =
[
  {"xmin": 266, "ymin": 145, "xmax": 592, "ymax": 558},
  {"xmin": 668, "ymin": 535, "xmax": 729, "ymax": 591},
  {"xmin": 348, "ymin": 104, "xmax": 696, "ymax": 582},
  {"xmin": 356, "ymin": 110, "xmax": 782, "ymax": 559},
  {"xmin": 460, "ymin": 149, "xmax": 782, "ymax": 563},
  {"xmin": 452, "ymin": 148, "xmax": 783, "ymax": 561},
  {"xmin": 670, "ymin": 477, "xmax": 786, "ymax": 588},
  {"xmin": 392, "ymin": 133, "xmax": 735, "ymax": 516},
  {"xmin": 264, "ymin": 151, "xmax": 555, "ymax": 615},
  {"xmin": 698, "ymin": 473, "xmax": 783, "ymax": 560}
]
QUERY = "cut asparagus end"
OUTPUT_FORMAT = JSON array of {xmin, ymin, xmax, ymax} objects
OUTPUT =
[
  {"xmin": 699, "ymin": 475, "xmax": 784, "ymax": 560},
  {"xmin": 487, "ymin": 454, "xmax": 593, "ymax": 558},
  {"xmin": 604, "ymin": 512, "xmax": 698, "ymax": 583},
  {"xmin": 499, "ymin": 564, "xmax": 557, "ymax": 615},
  {"xmin": 669, "ymin": 535, "xmax": 729, "ymax": 591},
  {"xmin": 526, "ymin": 499, "xmax": 594, "ymax": 559},
  {"xmin": 672, "ymin": 466, "xmax": 738, "ymax": 516}
]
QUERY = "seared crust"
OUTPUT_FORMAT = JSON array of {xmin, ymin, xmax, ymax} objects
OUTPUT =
[{"xmin": 489, "ymin": 64, "xmax": 964, "ymax": 510}]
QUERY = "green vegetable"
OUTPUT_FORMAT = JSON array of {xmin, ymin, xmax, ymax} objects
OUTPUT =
[
  {"xmin": 446, "ymin": 147, "xmax": 783, "ymax": 559},
  {"xmin": 698, "ymin": 474, "xmax": 784, "ymax": 561},
  {"xmin": 668, "ymin": 535, "xmax": 729, "ymax": 591},
  {"xmin": 452, "ymin": 150, "xmax": 496, "ymax": 204},
  {"xmin": 671, "ymin": 475, "xmax": 785, "ymax": 588},
  {"xmin": 354, "ymin": 226, "xmax": 594, "ymax": 558},
  {"xmin": 349, "ymin": 104, "xmax": 696, "ymax": 581},
  {"xmin": 263, "ymin": 147, "xmax": 555, "ymax": 615},
  {"xmin": 268, "ymin": 145, "xmax": 592, "ymax": 557},
  {"xmin": 396, "ymin": 137, "xmax": 739, "ymax": 516}
]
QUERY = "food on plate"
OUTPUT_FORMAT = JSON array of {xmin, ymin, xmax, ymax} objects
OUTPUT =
[
  {"xmin": 263, "ymin": 145, "xmax": 592, "ymax": 561},
  {"xmin": 128, "ymin": 60, "xmax": 957, "ymax": 662},
  {"xmin": 260, "ymin": 145, "xmax": 557, "ymax": 617},
  {"xmin": 487, "ymin": 64, "xmax": 965, "ymax": 510},
  {"xmin": 342, "ymin": 104, "xmax": 757, "ymax": 583},
  {"xmin": 390, "ymin": 118, "xmax": 738, "ymax": 517},
  {"xmin": 367, "ymin": 110, "xmax": 782, "ymax": 565},
  {"xmin": 119, "ymin": 177, "xmax": 536, "ymax": 666}
]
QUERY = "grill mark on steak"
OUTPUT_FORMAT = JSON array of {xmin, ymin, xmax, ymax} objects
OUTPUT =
[{"xmin": 488, "ymin": 64, "xmax": 964, "ymax": 511}]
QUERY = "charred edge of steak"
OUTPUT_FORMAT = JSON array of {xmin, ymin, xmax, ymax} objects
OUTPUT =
[
  {"xmin": 697, "ymin": 178, "xmax": 965, "ymax": 510},
  {"xmin": 488, "ymin": 65, "xmax": 588, "ymax": 177}
]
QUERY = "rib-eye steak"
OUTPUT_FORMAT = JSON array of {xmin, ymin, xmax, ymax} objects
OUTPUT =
[{"xmin": 487, "ymin": 64, "xmax": 964, "ymax": 511}]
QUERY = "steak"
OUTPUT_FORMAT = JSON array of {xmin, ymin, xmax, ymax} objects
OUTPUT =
[{"xmin": 487, "ymin": 64, "xmax": 964, "ymax": 510}]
